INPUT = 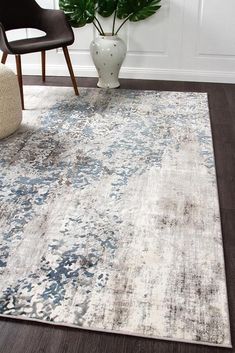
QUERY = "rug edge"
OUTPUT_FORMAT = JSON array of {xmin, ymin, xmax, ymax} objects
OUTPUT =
[
  {"xmin": 205, "ymin": 97, "xmax": 233, "ymax": 348},
  {"xmin": 0, "ymin": 314, "xmax": 232, "ymax": 348},
  {"xmin": 23, "ymin": 85, "xmax": 209, "ymax": 97}
]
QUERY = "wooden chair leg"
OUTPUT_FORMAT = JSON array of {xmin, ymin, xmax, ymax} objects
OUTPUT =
[
  {"xmin": 15, "ymin": 55, "xmax": 24, "ymax": 110},
  {"xmin": 41, "ymin": 50, "xmax": 46, "ymax": 82},
  {"xmin": 1, "ymin": 52, "xmax": 8, "ymax": 64},
  {"xmin": 62, "ymin": 47, "xmax": 79, "ymax": 96}
]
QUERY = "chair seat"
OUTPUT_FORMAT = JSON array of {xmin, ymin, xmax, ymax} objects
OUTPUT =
[{"xmin": 8, "ymin": 35, "xmax": 74, "ymax": 54}]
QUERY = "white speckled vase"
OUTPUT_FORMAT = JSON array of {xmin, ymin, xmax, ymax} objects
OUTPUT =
[{"xmin": 90, "ymin": 34, "xmax": 127, "ymax": 88}]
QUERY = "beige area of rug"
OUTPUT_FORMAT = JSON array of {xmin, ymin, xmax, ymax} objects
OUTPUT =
[{"xmin": 0, "ymin": 86, "xmax": 231, "ymax": 347}]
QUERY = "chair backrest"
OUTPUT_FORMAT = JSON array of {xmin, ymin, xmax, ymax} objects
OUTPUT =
[{"xmin": 0, "ymin": 0, "xmax": 42, "ymax": 30}]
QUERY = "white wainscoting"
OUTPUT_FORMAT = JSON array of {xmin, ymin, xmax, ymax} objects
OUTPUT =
[{"xmin": 2, "ymin": 0, "xmax": 235, "ymax": 83}]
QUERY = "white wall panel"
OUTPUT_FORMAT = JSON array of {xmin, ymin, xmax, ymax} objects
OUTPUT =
[
  {"xmin": 198, "ymin": 0, "xmax": 235, "ymax": 56},
  {"xmin": 127, "ymin": 10, "xmax": 167, "ymax": 54},
  {"xmin": 124, "ymin": 0, "xmax": 184, "ymax": 72},
  {"xmin": 1, "ymin": 0, "xmax": 235, "ymax": 83},
  {"xmin": 181, "ymin": 0, "xmax": 235, "ymax": 74}
]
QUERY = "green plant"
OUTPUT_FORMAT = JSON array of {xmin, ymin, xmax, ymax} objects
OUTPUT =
[{"xmin": 59, "ymin": 0, "xmax": 161, "ymax": 36}]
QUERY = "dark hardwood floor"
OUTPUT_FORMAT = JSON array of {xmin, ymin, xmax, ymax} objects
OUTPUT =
[{"xmin": 0, "ymin": 76, "xmax": 234, "ymax": 353}]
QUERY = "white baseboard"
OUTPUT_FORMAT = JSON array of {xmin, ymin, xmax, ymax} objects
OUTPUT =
[
  {"xmin": 121, "ymin": 67, "xmax": 235, "ymax": 84},
  {"xmin": 6, "ymin": 63, "xmax": 235, "ymax": 84}
]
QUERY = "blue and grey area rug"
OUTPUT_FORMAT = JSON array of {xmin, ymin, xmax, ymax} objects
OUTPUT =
[{"xmin": 0, "ymin": 87, "xmax": 231, "ymax": 347}]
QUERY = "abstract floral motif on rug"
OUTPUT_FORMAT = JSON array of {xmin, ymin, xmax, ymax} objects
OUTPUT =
[{"xmin": 0, "ymin": 87, "xmax": 231, "ymax": 347}]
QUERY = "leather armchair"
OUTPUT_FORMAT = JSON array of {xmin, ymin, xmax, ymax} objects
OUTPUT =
[{"xmin": 0, "ymin": 0, "xmax": 79, "ymax": 109}]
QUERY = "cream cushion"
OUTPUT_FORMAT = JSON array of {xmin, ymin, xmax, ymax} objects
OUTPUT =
[{"xmin": 0, "ymin": 64, "xmax": 22, "ymax": 139}]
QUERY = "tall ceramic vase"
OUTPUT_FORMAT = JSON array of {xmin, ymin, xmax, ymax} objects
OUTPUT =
[{"xmin": 90, "ymin": 34, "xmax": 127, "ymax": 88}]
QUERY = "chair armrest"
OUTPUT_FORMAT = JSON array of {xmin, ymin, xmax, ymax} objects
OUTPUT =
[{"xmin": 0, "ymin": 23, "xmax": 11, "ymax": 54}]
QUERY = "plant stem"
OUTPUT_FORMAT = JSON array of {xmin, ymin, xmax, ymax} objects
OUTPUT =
[
  {"xmin": 112, "ymin": 9, "xmax": 117, "ymax": 35},
  {"xmin": 115, "ymin": 16, "xmax": 131, "ymax": 35},
  {"xmin": 94, "ymin": 16, "xmax": 105, "ymax": 36},
  {"xmin": 93, "ymin": 21, "xmax": 102, "ymax": 35}
]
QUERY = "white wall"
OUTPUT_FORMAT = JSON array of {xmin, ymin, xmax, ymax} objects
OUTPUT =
[{"xmin": 2, "ymin": 0, "xmax": 235, "ymax": 83}]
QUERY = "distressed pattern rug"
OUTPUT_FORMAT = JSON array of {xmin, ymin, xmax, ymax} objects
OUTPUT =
[{"xmin": 0, "ymin": 87, "xmax": 231, "ymax": 347}]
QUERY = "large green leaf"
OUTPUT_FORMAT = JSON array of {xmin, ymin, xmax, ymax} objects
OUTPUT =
[
  {"xmin": 59, "ymin": 0, "xmax": 95, "ymax": 27},
  {"xmin": 117, "ymin": 0, "xmax": 161, "ymax": 21},
  {"xmin": 97, "ymin": 0, "xmax": 118, "ymax": 17}
]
